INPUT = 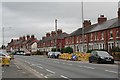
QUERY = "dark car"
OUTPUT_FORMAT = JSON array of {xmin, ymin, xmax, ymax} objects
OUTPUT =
[{"xmin": 89, "ymin": 51, "xmax": 114, "ymax": 64}]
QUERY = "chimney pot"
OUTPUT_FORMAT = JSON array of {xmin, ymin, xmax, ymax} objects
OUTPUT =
[
  {"xmin": 46, "ymin": 32, "xmax": 50, "ymax": 37},
  {"xmin": 27, "ymin": 35, "xmax": 30, "ymax": 40},
  {"xmin": 57, "ymin": 29, "xmax": 62, "ymax": 34},
  {"xmin": 51, "ymin": 31, "xmax": 56, "ymax": 36},
  {"xmin": 98, "ymin": 15, "xmax": 107, "ymax": 24},
  {"xmin": 83, "ymin": 20, "xmax": 91, "ymax": 28}
]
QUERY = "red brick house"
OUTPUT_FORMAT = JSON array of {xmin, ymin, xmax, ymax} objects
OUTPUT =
[
  {"xmin": 7, "ymin": 35, "xmax": 38, "ymax": 52},
  {"xmin": 65, "ymin": 8, "xmax": 120, "ymax": 52},
  {"xmin": 37, "ymin": 29, "xmax": 68, "ymax": 52}
]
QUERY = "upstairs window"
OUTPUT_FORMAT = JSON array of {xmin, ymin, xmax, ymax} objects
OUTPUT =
[
  {"xmin": 116, "ymin": 30, "xmax": 119, "ymax": 38},
  {"xmin": 84, "ymin": 35, "xmax": 86, "ymax": 41},
  {"xmin": 101, "ymin": 32, "xmax": 104, "ymax": 40},
  {"xmin": 90, "ymin": 33, "xmax": 93, "ymax": 41},
  {"xmin": 110, "ymin": 30, "xmax": 113, "ymax": 39}
]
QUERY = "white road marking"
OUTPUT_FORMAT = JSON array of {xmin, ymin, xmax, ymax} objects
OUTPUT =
[
  {"xmin": 54, "ymin": 61, "xmax": 60, "ymax": 63},
  {"xmin": 63, "ymin": 63, "xmax": 66, "ymax": 64},
  {"xmin": 38, "ymin": 64, "xmax": 42, "ymax": 66},
  {"xmin": 22, "ymin": 72, "xmax": 26, "ymax": 74},
  {"xmin": 40, "ymin": 74, "xmax": 44, "ymax": 76},
  {"xmin": 27, "ymin": 62, "xmax": 30, "ymax": 64},
  {"xmin": 46, "ymin": 69, "xmax": 55, "ymax": 74},
  {"xmin": 60, "ymin": 75, "xmax": 68, "ymax": 79},
  {"xmin": 31, "ymin": 64, "xmax": 36, "ymax": 66},
  {"xmin": 67, "ymin": 63, "xmax": 73, "ymax": 65},
  {"xmin": 105, "ymin": 70, "xmax": 118, "ymax": 74},
  {"xmin": 83, "ymin": 66, "xmax": 95, "ymax": 69},
  {"xmin": 37, "ymin": 66, "xmax": 43, "ymax": 69},
  {"xmin": 44, "ymin": 76, "xmax": 48, "ymax": 78},
  {"xmin": 78, "ymin": 65, "xmax": 83, "ymax": 67},
  {"xmin": 78, "ymin": 65, "xmax": 95, "ymax": 69}
]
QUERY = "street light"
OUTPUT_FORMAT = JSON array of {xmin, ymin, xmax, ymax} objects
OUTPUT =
[
  {"xmin": 81, "ymin": 0, "xmax": 85, "ymax": 53},
  {"xmin": 1, "ymin": 26, "xmax": 12, "ymax": 50}
]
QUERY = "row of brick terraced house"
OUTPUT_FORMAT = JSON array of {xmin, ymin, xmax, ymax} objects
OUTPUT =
[
  {"xmin": 7, "ymin": 8, "xmax": 120, "ymax": 53},
  {"xmin": 7, "ymin": 35, "xmax": 38, "ymax": 52}
]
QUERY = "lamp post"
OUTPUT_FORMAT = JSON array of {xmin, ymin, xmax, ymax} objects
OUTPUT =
[
  {"xmin": 1, "ymin": 26, "xmax": 12, "ymax": 51},
  {"xmin": 81, "ymin": 0, "xmax": 85, "ymax": 53},
  {"xmin": 2, "ymin": 27, "xmax": 5, "ymax": 50}
]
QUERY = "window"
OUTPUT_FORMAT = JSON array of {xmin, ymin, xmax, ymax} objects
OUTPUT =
[
  {"xmin": 95, "ymin": 32, "xmax": 97, "ymax": 41},
  {"xmin": 76, "ymin": 37, "xmax": 78, "ymax": 43},
  {"xmin": 116, "ymin": 30, "xmax": 119, "ymax": 38},
  {"xmin": 72, "ymin": 37, "xmax": 74, "ymax": 43},
  {"xmin": 90, "ymin": 33, "xmax": 93, "ymax": 41},
  {"xmin": 101, "ymin": 32, "xmax": 104, "ymax": 40},
  {"xmin": 84, "ymin": 35, "xmax": 86, "ymax": 41},
  {"xmin": 110, "ymin": 30, "xmax": 113, "ymax": 39}
]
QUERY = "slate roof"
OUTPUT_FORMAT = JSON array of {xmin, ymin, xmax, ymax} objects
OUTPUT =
[
  {"xmin": 68, "ymin": 18, "xmax": 120, "ymax": 36},
  {"xmin": 38, "ymin": 32, "xmax": 68, "ymax": 43},
  {"xmin": 86, "ymin": 18, "xmax": 119, "ymax": 33}
]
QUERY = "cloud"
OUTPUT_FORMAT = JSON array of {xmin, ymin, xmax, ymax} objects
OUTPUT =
[{"xmin": 0, "ymin": 2, "xmax": 118, "ymax": 46}]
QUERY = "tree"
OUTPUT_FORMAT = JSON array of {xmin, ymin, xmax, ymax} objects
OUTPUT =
[
  {"xmin": 51, "ymin": 48, "xmax": 56, "ymax": 52},
  {"xmin": 63, "ymin": 47, "xmax": 73, "ymax": 53}
]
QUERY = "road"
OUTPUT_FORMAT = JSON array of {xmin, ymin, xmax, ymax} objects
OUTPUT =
[{"xmin": 2, "ymin": 55, "xmax": 120, "ymax": 80}]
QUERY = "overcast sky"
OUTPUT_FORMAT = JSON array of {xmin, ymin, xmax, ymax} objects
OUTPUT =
[{"xmin": 0, "ymin": 0, "xmax": 119, "ymax": 46}]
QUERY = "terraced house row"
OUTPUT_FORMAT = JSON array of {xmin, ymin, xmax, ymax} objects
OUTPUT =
[
  {"xmin": 7, "ymin": 35, "xmax": 38, "ymax": 52},
  {"xmin": 7, "ymin": 8, "xmax": 120, "ymax": 53}
]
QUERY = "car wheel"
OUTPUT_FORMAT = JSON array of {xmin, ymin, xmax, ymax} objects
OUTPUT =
[
  {"xmin": 89, "ymin": 60, "xmax": 92, "ymax": 63},
  {"xmin": 97, "ymin": 60, "xmax": 101, "ymax": 64},
  {"xmin": 111, "ymin": 61, "xmax": 114, "ymax": 64}
]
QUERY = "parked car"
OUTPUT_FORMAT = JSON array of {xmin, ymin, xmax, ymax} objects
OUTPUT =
[
  {"xmin": 89, "ymin": 51, "xmax": 114, "ymax": 64},
  {"xmin": 24, "ymin": 51, "xmax": 31, "ymax": 56},
  {"xmin": 0, "ymin": 52, "xmax": 11, "ymax": 60},
  {"xmin": 48, "ymin": 52, "xmax": 53, "ymax": 58},
  {"xmin": 48, "ymin": 52, "xmax": 61, "ymax": 58}
]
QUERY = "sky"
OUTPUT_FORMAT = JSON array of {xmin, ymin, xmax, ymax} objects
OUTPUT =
[{"xmin": 0, "ymin": 0, "xmax": 119, "ymax": 46}]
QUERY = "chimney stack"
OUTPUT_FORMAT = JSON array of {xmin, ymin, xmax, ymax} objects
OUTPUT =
[
  {"xmin": 27, "ymin": 35, "xmax": 30, "ymax": 40},
  {"xmin": 83, "ymin": 20, "xmax": 91, "ymax": 28},
  {"xmin": 42, "ymin": 36, "xmax": 45, "ymax": 40},
  {"xmin": 23, "ymin": 36, "xmax": 26, "ymax": 41},
  {"xmin": 55, "ymin": 19, "xmax": 57, "ymax": 33},
  {"xmin": 118, "ymin": 8, "xmax": 120, "ymax": 19},
  {"xmin": 98, "ymin": 15, "xmax": 107, "ymax": 24},
  {"xmin": 57, "ymin": 29, "xmax": 62, "ymax": 34},
  {"xmin": 46, "ymin": 33, "xmax": 50, "ymax": 37},
  {"xmin": 19, "ymin": 37, "xmax": 22, "ymax": 40},
  {"xmin": 31, "ymin": 35, "xmax": 35, "ymax": 39},
  {"xmin": 11, "ymin": 39, "xmax": 14, "ymax": 42},
  {"xmin": 51, "ymin": 31, "xmax": 56, "ymax": 36}
]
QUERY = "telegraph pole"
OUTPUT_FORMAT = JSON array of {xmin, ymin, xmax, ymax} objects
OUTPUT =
[
  {"xmin": 81, "ymin": 0, "xmax": 85, "ymax": 53},
  {"xmin": 55, "ymin": 19, "xmax": 58, "ymax": 51},
  {"xmin": 2, "ymin": 27, "xmax": 5, "ymax": 50}
]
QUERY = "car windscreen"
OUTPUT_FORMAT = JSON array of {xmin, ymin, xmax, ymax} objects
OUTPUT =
[{"xmin": 97, "ymin": 51, "xmax": 110, "ymax": 57}]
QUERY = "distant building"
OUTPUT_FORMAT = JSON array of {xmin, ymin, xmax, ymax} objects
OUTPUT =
[
  {"xmin": 37, "ymin": 29, "xmax": 68, "ymax": 52},
  {"xmin": 7, "ymin": 35, "xmax": 38, "ymax": 52}
]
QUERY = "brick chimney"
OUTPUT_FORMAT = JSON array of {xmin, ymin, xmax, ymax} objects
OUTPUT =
[
  {"xmin": 31, "ymin": 35, "xmax": 35, "ymax": 39},
  {"xmin": 57, "ymin": 29, "xmax": 62, "ymax": 34},
  {"xmin": 27, "ymin": 35, "xmax": 30, "ymax": 40},
  {"xmin": 23, "ymin": 36, "xmax": 26, "ymax": 41},
  {"xmin": 83, "ymin": 20, "xmax": 91, "ymax": 28},
  {"xmin": 19, "ymin": 37, "xmax": 22, "ymax": 40},
  {"xmin": 46, "ymin": 33, "xmax": 50, "ymax": 37},
  {"xmin": 118, "ymin": 8, "xmax": 120, "ymax": 19},
  {"xmin": 98, "ymin": 15, "xmax": 107, "ymax": 24},
  {"xmin": 51, "ymin": 31, "xmax": 56, "ymax": 36},
  {"xmin": 11, "ymin": 39, "xmax": 14, "ymax": 42},
  {"xmin": 42, "ymin": 36, "xmax": 45, "ymax": 40}
]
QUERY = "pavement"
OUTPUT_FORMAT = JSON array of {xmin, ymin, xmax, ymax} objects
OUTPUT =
[{"xmin": 1, "ymin": 55, "xmax": 120, "ymax": 80}]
